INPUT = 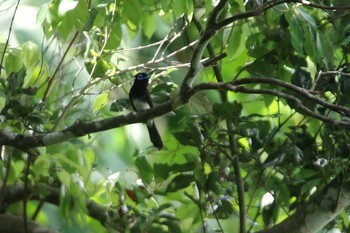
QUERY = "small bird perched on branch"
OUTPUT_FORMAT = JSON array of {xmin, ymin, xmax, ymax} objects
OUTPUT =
[{"xmin": 129, "ymin": 72, "xmax": 163, "ymax": 150}]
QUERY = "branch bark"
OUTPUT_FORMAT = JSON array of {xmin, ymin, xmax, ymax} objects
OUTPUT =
[
  {"xmin": 256, "ymin": 171, "xmax": 350, "ymax": 233},
  {"xmin": 2, "ymin": 75, "xmax": 350, "ymax": 151}
]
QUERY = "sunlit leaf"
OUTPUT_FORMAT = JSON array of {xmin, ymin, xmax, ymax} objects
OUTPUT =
[
  {"xmin": 57, "ymin": 169, "xmax": 71, "ymax": 187},
  {"xmin": 58, "ymin": 0, "xmax": 78, "ymax": 15},
  {"xmin": 22, "ymin": 41, "xmax": 40, "ymax": 68},
  {"xmin": 142, "ymin": 13, "xmax": 156, "ymax": 39},
  {"xmin": 93, "ymin": 92, "xmax": 110, "ymax": 113}
]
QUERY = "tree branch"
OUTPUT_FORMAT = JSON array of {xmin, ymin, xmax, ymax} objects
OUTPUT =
[
  {"xmin": 193, "ymin": 15, "xmax": 247, "ymax": 233},
  {"xmin": 189, "ymin": 80, "xmax": 350, "ymax": 126},
  {"xmin": 215, "ymin": 0, "xmax": 350, "ymax": 31},
  {"xmin": 178, "ymin": 0, "xmax": 228, "ymax": 103},
  {"xmin": 2, "ymin": 75, "xmax": 350, "ymax": 151},
  {"xmin": 256, "ymin": 170, "xmax": 350, "ymax": 233},
  {"xmin": 1, "ymin": 183, "xmax": 121, "ymax": 231},
  {"xmin": 0, "ymin": 100, "xmax": 174, "ymax": 151},
  {"xmin": 232, "ymin": 77, "xmax": 350, "ymax": 117}
]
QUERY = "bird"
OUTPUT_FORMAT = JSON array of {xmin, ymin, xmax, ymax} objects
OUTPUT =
[{"xmin": 129, "ymin": 72, "xmax": 163, "ymax": 150}]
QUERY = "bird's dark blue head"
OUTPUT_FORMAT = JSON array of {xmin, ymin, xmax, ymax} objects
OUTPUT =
[{"xmin": 135, "ymin": 72, "xmax": 150, "ymax": 81}]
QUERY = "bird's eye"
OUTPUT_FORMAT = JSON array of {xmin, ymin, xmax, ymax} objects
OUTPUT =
[
  {"xmin": 136, "ymin": 73, "xmax": 147, "ymax": 80},
  {"xmin": 136, "ymin": 74, "xmax": 143, "ymax": 80}
]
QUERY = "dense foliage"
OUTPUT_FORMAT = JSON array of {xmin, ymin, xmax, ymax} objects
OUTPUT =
[{"xmin": 1, "ymin": 0, "xmax": 350, "ymax": 232}]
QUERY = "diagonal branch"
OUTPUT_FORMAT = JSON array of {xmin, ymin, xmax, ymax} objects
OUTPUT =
[
  {"xmin": 232, "ymin": 77, "xmax": 350, "ymax": 117},
  {"xmin": 178, "ymin": 0, "xmax": 229, "ymax": 103},
  {"xmin": 189, "ymin": 81, "xmax": 350, "ymax": 126},
  {"xmin": 2, "ymin": 75, "xmax": 350, "ymax": 152},
  {"xmin": 256, "ymin": 168, "xmax": 350, "ymax": 233}
]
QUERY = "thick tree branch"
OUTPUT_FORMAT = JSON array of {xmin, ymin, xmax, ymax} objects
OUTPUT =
[
  {"xmin": 2, "ymin": 75, "xmax": 350, "ymax": 151},
  {"xmin": 0, "ymin": 100, "xmax": 174, "ymax": 151},
  {"xmin": 178, "ymin": 0, "xmax": 228, "ymax": 103},
  {"xmin": 256, "ymin": 170, "xmax": 350, "ymax": 233},
  {"xmin": 232, "ymin": 77, "xmax": 350, "ymax": 117},
  {"xmin": 189, "ymin": 79, "xmax": 350, "ymax": 126},
  {"xmin": 178, "ymin": 0, "xmax": 350, "ymax": 103}
]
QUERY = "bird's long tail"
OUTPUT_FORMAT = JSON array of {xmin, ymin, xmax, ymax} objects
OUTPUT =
[{"xmin": 146, "ymin": 120, "xmax": 163, "ymax": 150}]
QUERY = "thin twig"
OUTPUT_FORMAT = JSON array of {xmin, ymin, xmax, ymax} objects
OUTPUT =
[
  {"xmin": 190, "ymin": 82, "xmax": 350, "ymax": 126},
  {"xmin": 42, "ymin": 31, "xmax": 79, "ymax": 102},
  {"xmin": 152, "ymin": 16, "xmax": 186, "ymax": 62},
  {"xmin": 23, "ymin": 152, "xmax": 34, "ymax": 233},
  {"xmin": 232, "ymin": 77, "xmax": 350, "ymax": 116},
  {"xmin": 0, "ymin": 0, "xmax": 21, "ymax": 76},
  {"xmin": 0, "ymin": 147, "xmax": 12, "ymax": 210}
]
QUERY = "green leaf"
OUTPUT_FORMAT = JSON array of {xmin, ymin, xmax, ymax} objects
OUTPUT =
[
  {"xmin": 340, "ymin": 74, "xmax": 350, "ymax": 97},
  {"xmin": 27, "ymin": 113, "xmax": 44, "ymax": 124},
  {"xmin": 227, "ymin": 24, "xmax": 247, "ymax": 59},
  {"xmin": 4, "ymin": 48, "xmax": 23, "ymax": 74},
  {"xmin": 316, "ymin": 31, "xmax": 332, "ymax": 68},
  {"xmin": 106, "ymin": 21, "xmax": 123, "ymax": 49},
  {"xmin": 287, "ymin": 14, "xmax": 304, "ymax": 54},
  {"xmin": 304, "ymin": 26, "xmax": 318, "ymax": 63},
  {"xmin": 166, "ymin": 174, "xmax": 194, "ymax": 192},
  {"xmin": 36, "ymin": 3, "xmax": 49, "ymax": 25},
  {"xmin": 86, "ymin": 58, "xmax": 113, "ymax": 78},
  {"xmin": 23, "ymin": 66, "xmax": 41, "ymax": 88},
  {"xmin": 93, "ymin": 92, "xmax": 109, "ymax": 113},
  {"xmin": 153, "ymin": 203, "xmax": 173, "ymax": 215},
  {"xmin": 214, "ymin": 199, "xmax": 234, "ymax": 219},
  {"xmin": 207, "ymin": 171, "xmax": 221, "ymax": 194},
  {"xmin": 154, "ymin": 162, "xmax": 196, "ymax": 183},
  {"xmin": 58, "ymin": 0, "xmax": 78, "ymax": 15},
  {"xmin": 213, "ymin": 101, "xmax": 242, "ymax": 120},
  {"xmin": 6, "ymin": 160, "xmax": 25, "ymax": 184},
  {"xmin": 170, "ymin": 162, "xmax": 195, "ymax": 173},
  {"xmin": 32, "ymin": 154, "xmax": 51, "ymax": 181},
  {"xmin": 135, "ymin": 155, "xmax": 154, "ymax": 185},
  {"xmin": 22, "ymin": 41, "xmax": 40, "ymax": 68},
  {"xmin": 151, "ymin": 82, "xmax": 178, "ymax": 103},
  {"xmin": 154, "ymin": 163, "xmax": 170, "ymax": 182},
  {"xmin": 296, "ymin": 7, "xmax": 315, "ymax": 27},
  {"xmin": 185, "ymin": 0, "xmax": 194, "ymax": 20},
  {"xmin": 246, "ymin": 60, "xmax": 276, "ymax": 77},
  {"xmin": 57, "ymin": 169, "xmax": 71, "ymax": 187},
  {"xmin": 173, "ymin": 123, "xmax": 203, "ymax": 147},
  {"xmin": 110, "ymin": 98, "xmax": 131, "ymax": 112},
  {"xmin": 124, "ymin": 0, "xmax": 142, "ymax": 25},
  {"xmin": 142, "ymin": 13, "xmax": 156, "ymax": 39}
]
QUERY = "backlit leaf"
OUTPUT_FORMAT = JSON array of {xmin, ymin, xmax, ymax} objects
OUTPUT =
[{"xmin": 93, "ymin": 92, "xmax": 110, "ymax": 113}]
